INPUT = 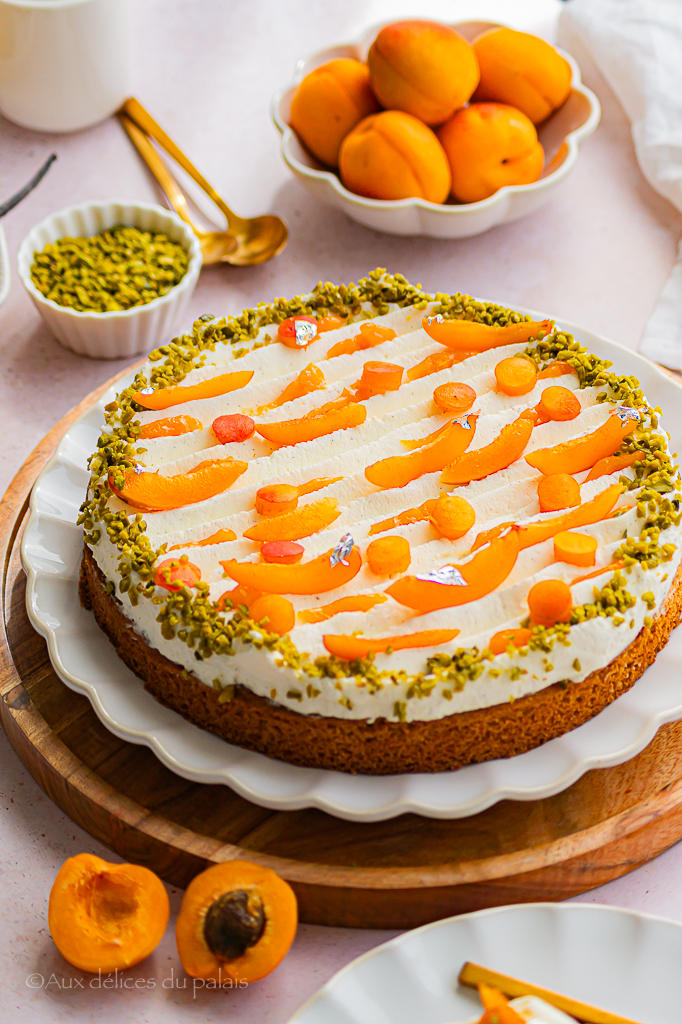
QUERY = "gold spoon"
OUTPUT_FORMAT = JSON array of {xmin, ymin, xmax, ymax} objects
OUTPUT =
[
  {"xmin": 119, "ymin": 97, "xmax": 288, "ymax": 267},
  {"xmin": 118, "ymin": 114, "xmax": 238, "ymax": 264}
]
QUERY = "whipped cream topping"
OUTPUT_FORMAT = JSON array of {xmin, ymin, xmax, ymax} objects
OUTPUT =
[{"xmin": 91, "ymin": 301, "xmax": 682, "ymax": 723}]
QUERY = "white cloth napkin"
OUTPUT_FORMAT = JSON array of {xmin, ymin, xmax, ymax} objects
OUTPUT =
[{"xmin": 559, "ymin": 0, "xmax": 682, "ymax": 369}]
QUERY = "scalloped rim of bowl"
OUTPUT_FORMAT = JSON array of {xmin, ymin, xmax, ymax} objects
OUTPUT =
[
  {"xmin": 16, "ymin": 199, "xmax": 202, "ymax": 322},
  {"xmin": 272, "ymin": 20, "xmax": 601, "ymax": 218}
]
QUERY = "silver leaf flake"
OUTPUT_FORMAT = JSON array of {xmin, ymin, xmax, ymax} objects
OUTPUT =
[
  {"xmin": 330, "ymin": 533, "xmax": 354, "ymax": 567},
  {"xmin": 453, "ymin": 414, "xmax": 473, "ymax": 429},
  {"xmin": 415, "ymin": 565, "xmax": 467, "ymax": 586},
  {"xmin": 424, "ymin": 314, "xmax": 444, "ymax": 327},
  {"xmin": 294, "ymin": 320, "xmax": 317, "ymax": 346},
  {"xmin": 615, "ymin": 405, "xmax": 640, "ymax": 424},
  {"xmin": 139, "ymin": 387, "xmax": 155, "ymax": 395},
  {"xmin": 134, "ymin": 464, "xmax": 147, "ymax": 475}
]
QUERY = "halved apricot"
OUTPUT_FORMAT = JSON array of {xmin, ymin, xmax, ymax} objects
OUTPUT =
[
  {"xmin": 323, "ymin": 628, "xmax": 460, "ymax": 660},
  {"xmin": 538, "ymin": 360, "xmax": 577, "ymax": 379},
  {"xmin": 138, "ymin": 414, "xmax": 202, "ymax": 439},
  {"xmin": 212, "ymin": 414, "xmax": 255, "ymax": 444},
  {"xmin": 245, "ymin": 497, "xmax": 340, "ymax": 541},
  {"xmin": 537, "ymin": 472, "xmax": 581, "ymax": 512},
  {"xmin": 48, "ymin": 853, "xmax": 169, "ymax": 973},
  {"xmin": 259, "ymin": 364, "xmax": 326, "ymax": 412},
  {"xmin": 366, "ymin": 414, "xmax": 477, "ymax": 489},
  {"xmin": 257, "ymin": 400, "xmax": 366, "ymax": 447},
  {"xmin": 261, "ymin": 541, "xmax": 304, "ymax": 565},
  {"xmin": 387, "ymin": 526, "xmax": 520, "ymax": 613},
  {"xmin": 585, "ymin": 450, "xmax": 644, "ymax": 481},
  {"xmin": 169, "ymin": 527, "xmax": 236, "ymax": 551},
  {"xmin": 154, "ymin": 556, "xmax": 201, "ymax": 591},
  {"xmin": 537, "ymin": 385, "xmax": 580, "ymax": 421},
  {"xmin": 298, "ymin": 594, "xmax": 387, "ymax": 623},
  {"xmin": 489, "ymin": 627, "xmax": 532, "ymax": 655},
  {"xmin": 249, "ymin": 594, "xmax": 295, "ymax": 634},
  {"xmin": 429, "ymin": 493, "xmax": 476, "ymax": 539},
  {"xmin": 220, "ymin": 543, "xmax": 361, "ymax": 595},
  {"xmin": 111, "ymin": 458, "xmax": 247, "ymax": 511},
  {"xmin": 433, "ymin": 381, "xmax": 477, "ymax": 413},
  {"xmin": 495, "ymin": 356, "xmax": 538, "ymax": 396},
  {"xmin": 327, "ymin": 321, "xmax": 397, "ymax": 359},
  {"xmin": 277, "ymin": 315, "xmax": 319, "ymax": 349},
  {"xmin": 422, "ymin": 315, "xmax": 553, "ymax": 352},
  {"xmin": 368, "ymin": 499, "xmax": 437, "ymax": 535},
  {"xmin": 441, "ymin": 413, "xmax": 532, "ymax": 485},
  {"xmin": 526, "ymin": 411, "xmax": 639, "ymax": 475},
  {"xmin": 175, "ymin": 860, "xmax": 297, "ymax": 985},
  {"xmin": 133, "ymin": 371, "xmax": 254, "ymax": 410},
  {"xmin": 366, "ymin": 535, "xmax": 411, "ymax": 576},
  {"xmin": 528, "ymin": 579, "xmax": 572, "ymax": 626},
  {"xmin": 554, "ymin": 530, "xmax": 597, "ymax": 567}
]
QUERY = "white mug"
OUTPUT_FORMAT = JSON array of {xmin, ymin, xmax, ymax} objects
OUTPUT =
[{"xmin": 0, "ymin": 0, "xmax": 132, "ymax": 132}]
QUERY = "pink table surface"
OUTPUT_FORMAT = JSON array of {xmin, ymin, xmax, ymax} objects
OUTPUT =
[{"xmin": 1, "ymin": 1, "xmax": 682, "ymax": 1021}]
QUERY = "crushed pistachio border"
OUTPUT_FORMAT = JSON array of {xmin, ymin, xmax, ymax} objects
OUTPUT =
[{"xmin": 78, "ymin": 270, "xmax": 681, "ymax": 716}]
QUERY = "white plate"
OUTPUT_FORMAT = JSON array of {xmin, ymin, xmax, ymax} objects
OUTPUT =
[
  {"xmin": 0, "ymin": 223, "xmax": 9, "ymax": 308},
  {"xmin": 271, "ymin": 20, "xmax": 600, "ymax": 238},
  {"xmin": 286, "ymin": 902, "xmax": 682, "ymax": 1024},
  {"xmin": 20, "ymin": 315, "xmax": 682, "ymax": 822}
]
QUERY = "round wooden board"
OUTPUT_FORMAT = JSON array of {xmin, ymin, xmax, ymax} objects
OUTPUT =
[{"xmin": 4, "ymin": 372, "xmax": 682, "ymax": 930}]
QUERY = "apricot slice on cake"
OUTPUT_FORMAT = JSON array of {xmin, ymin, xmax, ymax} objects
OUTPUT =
[
  {"xmin": 175, "ymin": 860, "xmax": 297, "ymax": 985},
  {"xmin": 133, "ymin": 371, "xmax": 254, "ymax": 410},
  {"xmin": 387, "ymin": 526, "xmax": 520, "ymax": 613},
  {"xmin": 407, "ymin": 349, "xmax": 465, "ymax": 382},
  {"xmin": 259, "ymin": 364, "xmax": 325, "ymax": 412},
  {"xmin": 554, "ymin": 530, "xmax": 597, "ymax": 567},
  {"xmin": 221, "ymin": 542, "xmax": 361, "ymax": 595},
  {"xmin": 536, "ymin": 386, "xmax": 580, "ymax": 422},
  {"xmin": 537, "ymin": 360, "xmax": 577, "ymax": 379},
  {"xmin": 519, "ymin": 482, "xmax": 623, "ymax": 548},
  {"xmin": 488, "ymin": 627, "xmax": 532, "ymax": 655},
  {"xmin": 368, "ymin": 498, "xmax": 437, "ymax": 535},
  {"xmin": 48, "ymin": 853, "xmax": 169, "ymax": 973},
  {"xmin": 324, "ymin": 628, "xmax": 460, "ymax": 661},
  {"xmin": 138, "ymin": 414, "xmax": 202, "ymax": 439},
  {"xmin": 441, "ymin": 413, "xmax": 532, "ymax": 485},
  {"xmin": 366, "ymin": 414, "xmax": 477, "ymax": 489},
  {"xmin": 298, "ymin": 594, "xmax": 387, "ymax": 624},
  {"xmin": 429, "ymin": 494, "xmax": 476, "ymax": 539},
  {"xmin": 423, "ymin": 315, "xmax": 553, "ymax": 352},
  {"xmin": 537, "ymin": 472, "xmax": 581, "ymax": 513},
  {"xmin": 256, "ymin": 400, "xmax": 366, "ymax": 447},
  {"xmin": 495, "ymin": 356, "xmax": 538, "ymax": 396},
  {"xmin": 350, "ymin": 360, "xmax": 404, "ymax": 399},
  {"xmin": 212, "ymin": 414, "xmax": 255, "ymax": 444},
  {"xmin": 261, "ymin": 541, "xmax": 304, "ymax": 565},
  {"xmin": 326, "ymin": 321, "xmax": 397, "ymax": 359},
  {"xmin": 526, "ymin": 410, "xmax": 640, "ymax": 475},
  {"xmin": 169, "ymin": 527, "xmax": 236, "ymax": 551},
  {"xmin": 154, "ymin": 556, "xmax": 202, "ymax": 591},
  {"xmin": 249, "ymin": 594, "xmax": 296, "ymax": 635},
  {"xmin": 111, "ymin": 458, "xmax": 247, "ymax": 511},
  {"xmin": 528, "ymin": 579, "xmax": 573, "ymax": 626},
  {"xmin": 433, "ymin": 382, "xmax": 476, "ymax": 414},
  {"xmin": 244, "ymin": 497, "xmax": 340, "ymax": 541},
  {"xmin": 366, "ymin": 535, "xmax": 411, "ymax": 576},
  {"xmin": 585, "ymin": 450, "xmax": 644, "ymax": 481}
]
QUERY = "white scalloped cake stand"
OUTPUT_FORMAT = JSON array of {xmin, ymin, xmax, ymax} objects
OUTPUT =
[{"xmin": 21, "ymin": 313, "xmax": 682, "ymax": 822}]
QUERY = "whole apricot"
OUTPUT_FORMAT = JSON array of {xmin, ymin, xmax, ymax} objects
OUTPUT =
[
  {"xmin": 437, "ymin": 102, "xmax": 544, "ymax": 203},
  {"xmin": 289, "ymin": 59, "xmax": 380, "ymax": 167},
  {"xmin": 339, "ymin": 110, "xmax": 451, "ymax": 202},
  {"xmin": 473, "ymin": 27, "xmax": 571, "ymax": 124},
  {"xmin": 368, "ymin": 20, "xmax": 479, "ymax": 125}
]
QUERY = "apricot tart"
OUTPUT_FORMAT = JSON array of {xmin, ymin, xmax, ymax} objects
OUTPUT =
[{"xmin": 79, "ymin": 270, "xmax": 682, "ymax": 775}]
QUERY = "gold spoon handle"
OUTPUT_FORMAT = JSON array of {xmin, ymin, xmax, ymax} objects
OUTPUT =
[
  {"xmin": 118, "ymin": 114, "xmax": 201, "ymax": 233},
  {"xmin": 120, "ymin": 96, "xmax": 240, "ymax": 229},
  {"xmin": 459, "ymin": 962, "xmax": 644, "ymax": 1024}
]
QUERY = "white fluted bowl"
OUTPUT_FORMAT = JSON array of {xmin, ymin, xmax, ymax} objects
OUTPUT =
[
  {"xmin": 272, "ymin": 20, "xmax": 601, "ymax": 238},
  {"xmin": 17, "ymin": 200, "xmax": 202, "ymax": 359}
]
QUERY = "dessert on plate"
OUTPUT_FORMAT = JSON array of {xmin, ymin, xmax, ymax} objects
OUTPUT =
[{"xmin": 79, "ymin": 270, "xmax": 682, "ymax": 774}]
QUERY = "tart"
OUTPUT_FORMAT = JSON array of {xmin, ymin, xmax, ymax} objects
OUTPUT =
[{"xmin": 79, "ymin": 270, "xmax": 682, "ymax": 774}]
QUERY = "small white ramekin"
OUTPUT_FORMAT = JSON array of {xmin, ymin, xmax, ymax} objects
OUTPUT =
[
  {"xmin": 272, "ymin": 19, "xmax": 601, "ymax": 239},
  {"xmin": 17, "ymin": 200, "xmax": 202, "ymax": 359}
]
